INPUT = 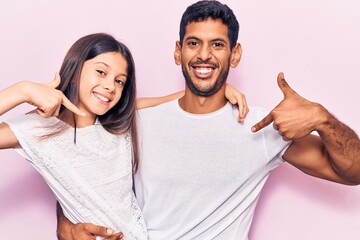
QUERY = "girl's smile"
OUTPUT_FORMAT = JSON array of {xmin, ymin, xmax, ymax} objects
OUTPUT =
[{"xmin": 77, "ymin": 51, "xmax": 128, "ymax": 126}]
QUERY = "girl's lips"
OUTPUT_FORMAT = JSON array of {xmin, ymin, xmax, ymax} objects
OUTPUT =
[{"xmin": 93, "ymin": 92, "xmax": 111, "ymax": 104}]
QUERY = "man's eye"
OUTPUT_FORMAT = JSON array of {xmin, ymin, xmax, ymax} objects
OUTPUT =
[
  {"xmin": 188, "ymin": 41, "xmax": 198, "ymax": 46},
  {"xmin": 213, "ymin": 43, "xmax": 224, "ymax": 47},
  {"xmin": 96, "ymin": 70, "xmax": 106, "ymax": 75},
  {"xmin": 115, "ymin": 79, "xmax": 124, "ymax": 86}
]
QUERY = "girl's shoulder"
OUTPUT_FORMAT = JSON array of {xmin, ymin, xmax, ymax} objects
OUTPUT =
[{"xmin": 5, "ymin": 112, "xmax": 59, "ymax": 128}]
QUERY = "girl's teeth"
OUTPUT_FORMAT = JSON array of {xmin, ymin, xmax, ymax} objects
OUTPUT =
[{"xmin": 94, "ymin": 93, "xmax": 109, "ymax": 102}]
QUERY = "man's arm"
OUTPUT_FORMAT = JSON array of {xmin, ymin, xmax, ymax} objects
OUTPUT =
[
  {"xmin": 252, "ymin": 73, "xmax": 360, "ymax": 184},
  {"xmin": 56, "ymin": 202, "xmax": 123, "ymax": 240},
  {"xmin": 284, "ymin": 110, "xmax": 360, "ymax": 184}
]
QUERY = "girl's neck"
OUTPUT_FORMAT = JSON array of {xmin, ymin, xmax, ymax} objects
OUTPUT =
[{"xmin": 58, "ymin": 114, "xmax": 96, "ymax": 128}]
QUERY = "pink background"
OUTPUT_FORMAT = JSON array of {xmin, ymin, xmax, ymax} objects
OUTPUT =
[{"xmin": 0, "ymin": 0, "xmax": 359, "ymax": 239}]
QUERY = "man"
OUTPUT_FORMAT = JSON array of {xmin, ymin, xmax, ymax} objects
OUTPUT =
[{"xmin": 57, "ymin": 1, "xmax": 360, "ymax": 239}]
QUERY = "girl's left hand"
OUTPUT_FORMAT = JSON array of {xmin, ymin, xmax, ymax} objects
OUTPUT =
[{"xmin": 225, "ymin": 83, "xmax": 249, "ymax": 123}]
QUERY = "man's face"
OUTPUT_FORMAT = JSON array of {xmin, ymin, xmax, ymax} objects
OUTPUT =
[{"xmin": 175, "ymin": 19, "xmax": 240, "ymax": 97}]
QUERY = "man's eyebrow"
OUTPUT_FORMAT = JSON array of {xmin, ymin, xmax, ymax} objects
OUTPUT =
[
  {"xmin": 211, "ymin": 38, "xmax": 227, "ymax": 43},
  {"xmin": 184, "ymin": 36, "xmax": 201, "ymax": 42},
  {"xmin": 184, "ymin": 36, "xmax": 227, "ymax": 43}
]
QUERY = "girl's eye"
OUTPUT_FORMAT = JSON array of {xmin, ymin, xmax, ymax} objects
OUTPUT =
[
  {"xmin": 115, "ymin": 79, "xmax": 124, "ymax": 86},
  {"xmin": 96, "ymin": 70, "xmax": 106, "ymax": 75}
]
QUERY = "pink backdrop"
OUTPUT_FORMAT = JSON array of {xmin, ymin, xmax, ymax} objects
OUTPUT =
[{"xmin": 1, "ymin": 0, "xmax": 359, "ymax": 239}]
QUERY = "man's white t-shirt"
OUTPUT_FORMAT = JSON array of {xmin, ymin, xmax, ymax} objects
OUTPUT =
[{"xmin": 135, "ymin": 100, "xmax": 290, "ymax": 240}]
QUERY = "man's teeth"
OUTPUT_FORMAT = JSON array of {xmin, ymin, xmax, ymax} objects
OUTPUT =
[
  {"xmin": 196, "ymin": 68, "xmax": 212, "ymax": 74},
  {"xmin": 94, "ymin": 93, "xmax": 109, "ymax": 102}
]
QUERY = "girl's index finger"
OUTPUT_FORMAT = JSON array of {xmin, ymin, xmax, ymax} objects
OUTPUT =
[{"xmin": 61, "ymin": 94, "xmax": 86, "ymax": 116}]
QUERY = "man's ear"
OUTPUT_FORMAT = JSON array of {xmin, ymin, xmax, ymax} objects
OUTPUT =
[
  {"xmin": 174, "ymin": 41, "xmax": 182, "ymax": 65},
  {"xmin": 230, "ymin": 43, "xmax": 242, "ymax": 68}
]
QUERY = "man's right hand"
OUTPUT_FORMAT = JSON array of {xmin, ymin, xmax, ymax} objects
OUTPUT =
[
  {"xmin": 57, "ymin": 222, "xmax": 123, "ymax": 240},
  {"xmin": 57, "ymin": 202, "xmax": 123, "ymax": 240},
  {"xmin": 251, "ymin": 72, "xmax": 322, "ymax": 140}
]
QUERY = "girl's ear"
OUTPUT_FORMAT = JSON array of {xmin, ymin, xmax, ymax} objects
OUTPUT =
[
  {"xmin": 174, "ymin": 41, "xmax": 182, "ymax": 65},
  {"xmin": 230, "ymin": 43, "xmax": 242, "ymax": 68}
]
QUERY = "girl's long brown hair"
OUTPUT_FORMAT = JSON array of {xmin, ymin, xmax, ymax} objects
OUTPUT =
[{"xmin": 44, "ymin": 33, "xmax": 139, "ymax": 173}]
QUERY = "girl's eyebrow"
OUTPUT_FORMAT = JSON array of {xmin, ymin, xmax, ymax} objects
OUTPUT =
[
  {"xmin": 94, "ymin": 61, "xmax": 109, "ymax": 67},
  {"xmin": 94, "ymin": 61, "xmax": 128, "ymax": 77}
]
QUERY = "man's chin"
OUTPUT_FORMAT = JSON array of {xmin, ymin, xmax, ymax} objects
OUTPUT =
[{"xmin": 189, "ymin": 85, "xmax": 219, "ymax": 97}]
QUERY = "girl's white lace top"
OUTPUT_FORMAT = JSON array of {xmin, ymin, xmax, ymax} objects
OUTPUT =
[{"xmin": 5, "ymin": 113, "xmax": 148, "ymax": 240}]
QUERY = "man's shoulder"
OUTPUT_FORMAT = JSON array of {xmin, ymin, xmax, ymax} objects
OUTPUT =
[
  {"xmin": 137, "ymin": 100, "xmax": 178, "ymax": 125},
  {"xmin": 230, "ymin": 105, "xmax": 269, "ymax": 121},
  {"xmin": 248, "ymin": 106, "xmax": 269, "ymax": 118}
]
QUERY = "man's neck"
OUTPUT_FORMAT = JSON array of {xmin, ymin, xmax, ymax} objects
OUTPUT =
[{"xmin": 178, "ymin": 87, "xmax": 227, "ymax": 114}]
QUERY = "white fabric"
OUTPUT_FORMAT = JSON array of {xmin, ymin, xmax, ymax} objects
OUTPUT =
[
  {"xmin": 135, "ymin": 100, "xmax": 290, "ymax": 240},
  {"xmin": 5, "ymin": 113, "xmax": 148, "ymax": 240}
]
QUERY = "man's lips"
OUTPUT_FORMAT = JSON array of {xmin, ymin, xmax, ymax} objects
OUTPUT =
[
  {"xmin": 195, "ymin": 67, "xmax": 213, "ymax": 74},
  {"xmin": 192, "ymin": 66, "xmax": 216, "ymax": 79}
]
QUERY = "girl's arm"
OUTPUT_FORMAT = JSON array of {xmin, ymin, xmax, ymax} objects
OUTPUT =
[
  {"xmin": 0, "ymin": 74, "xmax": 84, "ymax": 118},
  {"xmin": 136, "ymin": 91, "xmax": 184, "ymax": 110},
  {"xmin": 0, "ymin": 122, "xmax": 19, "ymax": 149},
  {"xmin": 136, "ymin": 84, "xmax": 249, "ymax": 122},
  {"xmin": 0, "ymin": 81, "xmax": 30, "ymax": 116},
  {"xmin": 0, "ymin": 81, "xmax": 29, "ymax": 149},
  {"xmin": 0, "ymin": 75, "xmax": 84, "ymax": 149}
]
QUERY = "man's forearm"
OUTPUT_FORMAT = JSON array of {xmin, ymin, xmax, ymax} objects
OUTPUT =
[
  {"xmin": 317, "ymin": 110, "xmax": 360, "ymax": 183},
  {"xmin": 56, "ymin": 202, "xmax": 73, "ymax": 240}
]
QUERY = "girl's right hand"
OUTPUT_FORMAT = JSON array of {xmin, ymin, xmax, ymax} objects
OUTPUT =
[{"xmin": 25, "ymin": 73, "xmax": 85, "ymax": 118}]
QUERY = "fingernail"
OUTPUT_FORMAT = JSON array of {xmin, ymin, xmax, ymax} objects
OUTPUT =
[
  {"xmin": 251, "ymin": 127, "xmax": 256, "ymax": 132},
  {"xmin": 107, "ymin": 228, "xmax": 114, "ymax": 235}
]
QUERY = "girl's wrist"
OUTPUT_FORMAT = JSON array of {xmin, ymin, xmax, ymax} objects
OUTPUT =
[{"xmin": 15, "ymin": 80, "xmax": 33, "ymax": 104}]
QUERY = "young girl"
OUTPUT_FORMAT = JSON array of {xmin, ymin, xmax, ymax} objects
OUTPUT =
[
  {"xmin": 0, "ymin": 33, "xmax": 248, "ymax": 239},
  {"xmin": 0, "ymin": 33, "xmax": 149, "ymax": 240}
]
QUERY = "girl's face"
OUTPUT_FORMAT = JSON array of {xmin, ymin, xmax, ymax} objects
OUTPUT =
[{"xmin": 77, "ymin": 51, "xmax": 128, "ymax": 126}]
